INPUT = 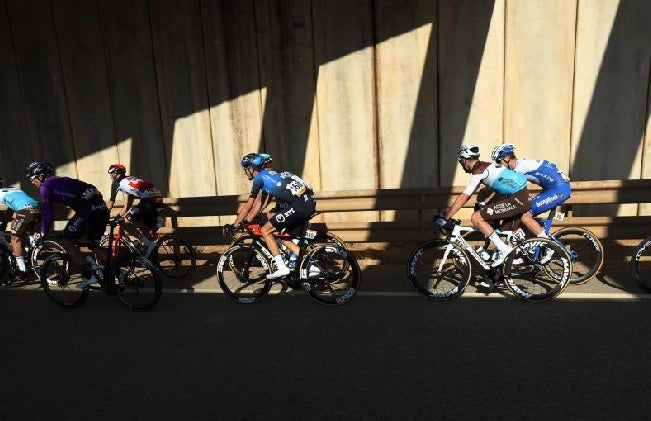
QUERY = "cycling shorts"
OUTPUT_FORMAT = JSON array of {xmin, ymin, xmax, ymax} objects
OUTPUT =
[
  {"xmin": 11, "ymin": 206, "xmax": 41, "ymax": 237},
  {"xmin": 63, "ymin": 197, "xmax": 110, "ymax": 245},
  {"xmin": 530, "ymin": 183, "xmax": 571, "ymax": 216},
  {"xmin": 479, "ymin": 188, "xmax": 531, "ymax": 221},
  {"xmin": 269, "ymin": 198, "xmax": 316, "ymax": 237},
  {"xmin": 125, "ymin": 198, "xmax": 159, "ymax": 227}
]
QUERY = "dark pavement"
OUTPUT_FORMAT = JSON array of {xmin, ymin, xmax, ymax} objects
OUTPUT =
[{"xmin": 1, "ymin": 263, "xmax": 650, "ymax": 420}]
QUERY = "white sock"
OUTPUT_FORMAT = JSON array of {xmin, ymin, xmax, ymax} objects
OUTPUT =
[
  {"xmin": 15, "ymin": 255, "xmax": 26, "ymax": 272},
  {"xmin": 273, "ymin": 255, "xmax": 288, "ymax": 270},
  {"xmin": 488, "ymin": 232, "xmax": 510, "ymax": 253},
  {"xmin": 537, "ymin": 230, "xmax": 549, "ymax": 238}
]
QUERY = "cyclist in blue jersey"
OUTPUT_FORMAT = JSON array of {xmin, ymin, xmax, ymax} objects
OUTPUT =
[
  {"xmin": 436, "ymin": 144, "xmax": 534, "ymax": 267},
  {"xmin": 491, "ymin": 143, "xmax": 571, "ymax": 237},
  {"xmin": 0, "ymin": 177, "xmax": 41, "ymax": 281},
  {"xmin": 234, "ymin": 153, "xmax": 316, "ymax": 279},
  {"xmin": 26, "ymin": 161, "xmax": 110, "ymax": 289}
]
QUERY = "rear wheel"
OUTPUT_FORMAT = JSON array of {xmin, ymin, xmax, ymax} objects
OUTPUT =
[
  {"xmin": 300, "ymin": 245, "xmax": 361, "ymax": 305},
  {"xmin": 503, "ymin": 238, "xmax": 571, "ymax": 301},
  {"xmin": 217, "ymin": 245, "xmax": 272, "ymax": 304},
  {"xmin": 30, "ymin": 239, "xmax": 66, "ymax": 277},
  {"xmin": 152, "ymin": 235, "xmax": 196, "ymax": 279},
  {"xmin": 632, "ymin": 236, "xmax": 651, "ymax": 293},
  {"xmin": 407, "ymin": 240, "xmax": 471, "ymax": 300},
  {"xmin": 40, "ymin": 253, "xmax": 87, "ymax": 308},
  {"xmin": 115, "ymin": 254, "xmax": 162, "ymax": 311},
  {"xmin": 551, "ymin": 227, "xmax": 603, "ymax": 284}
]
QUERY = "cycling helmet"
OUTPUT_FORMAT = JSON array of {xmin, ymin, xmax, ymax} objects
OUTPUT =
[
  {"xmin": 491, "ymin": 143, "xmax": 516, "ymax": 162},
  {"xmin": 240, "ymin": 153, "xmax": 272, "ymax": 169},
  {"xmin": 108, "ymin": 163, "xmax": 127, "ymax": 175},
  {"xmin": 457, "ymin": 144, "xmax": 480, "ymax": 159},
  {"xmin": 25, "ymin": 161, "xmax": 55, "ymax": 179}
]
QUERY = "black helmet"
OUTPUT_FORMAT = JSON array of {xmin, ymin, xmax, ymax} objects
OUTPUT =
[{"xmin": 25, "ymin": 161, "xmax": 55, "ymax": 179}]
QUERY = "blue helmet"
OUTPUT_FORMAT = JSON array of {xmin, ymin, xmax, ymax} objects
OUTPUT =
[
  {"xmin": 491, "ymin": 143, "xmax": 516, "ymax": 162},
  {"xmin": 241, "ymin": 153, "xmax": 272, "ymax": 169}
]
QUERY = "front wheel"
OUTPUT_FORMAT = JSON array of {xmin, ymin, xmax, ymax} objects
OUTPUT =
[
  {"xmin": 40, "ymin": 253, "xmax": 87, "ymax": 308},
  {"xmin": 299, "ymin": 245, "xmax": 361, "ymax": 305},
  {"xmin": 551, "ymin": 227, "xmax": 604, "ymax": 284},
  {"xmin": 503, "ymin": 238, "xmax": 571, "ymax": 301},
  {"xmin": 114, "ymin": 254, "xmax": 163, "ymax": 311},
  {"xmin": 152, "ymin": 235, "xmax": 197, "ymax": 279},
  {"xmin": 30, "ymin": 239, "xmax": 67, "ymax": 277},
  {"xmin": 631, "ymin": 236, "xmax": 651, "ymax": 293},
  {"xmin": 217, "ymin": 245, "xmax": 272, "ymax": 304},
  {"xmin": 407, "ymin": 240, "xmax": 471, "ymax": 300}
]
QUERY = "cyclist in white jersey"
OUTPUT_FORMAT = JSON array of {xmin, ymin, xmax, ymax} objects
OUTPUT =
[
  {"xmin": 0, "ymin": 177, "xmax": 41, "ymax": 280},
  {"xmin": 491, "ymin": 143, "xmax": 571, "ymax": 238},
  {"xmin": 436, "ymin": 144, "xmax": 533, "ymax": 267},
  {"xmin": 106, "ymin": 164, "xmax": 163, "ymax": 255}
]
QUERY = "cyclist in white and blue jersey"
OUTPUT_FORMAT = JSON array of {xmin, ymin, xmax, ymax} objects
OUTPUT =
[
  {"xmin": 0, "ymin": 177, "xmax": 41, "ymax": 279},
  {"xmin": 436, "ymin": 144, "xmax": 534, "ymax": 267},
  {"xmin": 491, "ymin": 143, "xmax": 571, "ymax": 237},
  {"xmin": 234, "ymin": 153, "xmax": 316, "ymax": 279}
]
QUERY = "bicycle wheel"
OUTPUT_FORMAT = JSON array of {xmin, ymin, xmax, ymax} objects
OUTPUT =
[
  {"xmin": 503, "ymin": 238, "xmax": 571, "ymax": 301},
  {"xmin": 114, "ymin": 254, "xmax": 162, "ymax": 311},
  {"xmin": 551, "ymin": 227, "xmax": 603, "ymax": 284},
  {"xmin": 0, "ymin": 248, "xmax": 9, "ymax": 286},
  {"xmin": 217, "ymin": 245, "xmax": 272, "ymax": 304},
  {"xmin": 407, "ymin": 239, "xmax": 471, "ymax": 300},
  {"xmin": 30, "ymin": 239, "xmax": 66, "ymax": 276},
  {"xmin": 40, "ymin": 253, "xmax": 87, "ymax": 308},
  {"xmin": 152, "ymin": 235, "xmax": 196, "ymax": 279},
  {"xmin": 631, "ymin": 236, "xmax": 651, "ymax": 293},
  {"xmin": 300, "ymin": 244, "xmax": 361, "ymax": 306}
]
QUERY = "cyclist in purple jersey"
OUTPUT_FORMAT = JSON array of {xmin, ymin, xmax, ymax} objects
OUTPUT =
[
  {"xmin": 0, "ymin": 177, "xmax": 41, "ymax": 280},
  {"xmin": 233, "ymin": 153, "xmax": 316, "ymax": 279},
  {"xmin": 26, "ymin": 161, "xmax": 109, "ymax": 289}
]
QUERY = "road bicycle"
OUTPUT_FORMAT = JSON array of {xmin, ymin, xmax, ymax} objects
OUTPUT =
[
  {"xmin": 99, "ymin": 215, "xmax": 196, "ymax": 280},
  {"xmin": 40, "ymin": 217, "xmax": 162, "ymax": 311},
  {"xmin": 407, "ymin": 217, "xmax": 572, "ymax": 302},
  {"xmin": 534, "ymin": 206, "xmax": 603, "ymax": 284},
  {"xmin": 0, "ymin": 228, "xmax": 65, "ymax": 287},
  {"xmin": 631, "ymin": 236, "xmax": 651, "ymax": 293},
  {"xmin": 218, "ymin": 217, "xmax": 361, "ymax": 306}
]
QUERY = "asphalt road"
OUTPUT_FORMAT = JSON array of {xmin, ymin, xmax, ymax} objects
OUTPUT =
[{"xmin": 1, "ymin": 265, "xmax": 650, "ymax": 420}]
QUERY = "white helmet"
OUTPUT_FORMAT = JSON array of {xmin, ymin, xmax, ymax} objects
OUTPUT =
[{"xmin": 457, "ymin": 144, "xmax": 480, "ymax": 159}]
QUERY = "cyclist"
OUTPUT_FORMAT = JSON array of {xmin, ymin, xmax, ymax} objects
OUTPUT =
[
  {"xmin": 233, "ymin": 153, "xmax": 316, "ymax": 279},
  {"xmin": 491, "ymin": 143, "xmax": 571, "ymax": 237},
  {"xmin": 436, "ymin": 144, "xmax": 533, "ymax": 267},
  {"xmin": 26, "ymin": 161, "xmax": 110, "ymax": 289},
  {"xmin": 0, "ymin": 177, "xmax": 41, "ymax": 281},
  {"xmin": 106, "ymin": 164, "xmax": 163, "ymax": 256}
]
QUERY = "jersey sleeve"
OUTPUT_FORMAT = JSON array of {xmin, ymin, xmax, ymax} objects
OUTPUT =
[
  {"xmin": 462, "ymin": 173, "xmax": 484, "ymax": 196},
  {"xmin": 39, "ymin": 184, "xmax": 53, "ymax": 235},
  {"xmin": 249, "ymin": 177, "xmax": 263, "ymax": 198},
  {"xmin": 109, "ymin": 180, "xmax": 120, "ymax": 202}
]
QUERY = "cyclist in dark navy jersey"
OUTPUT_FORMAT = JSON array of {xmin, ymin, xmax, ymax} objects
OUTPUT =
[
  {"xmin": 233, "ymin": 153, "xmax": 316, "ymax": 279},
  {"xmin": 26, "ymin": 161, "xmax": 109, "ymax": 289}
]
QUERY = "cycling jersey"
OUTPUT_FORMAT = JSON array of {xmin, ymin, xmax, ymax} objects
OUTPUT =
[
  {"xmin": 513, "ymin": 158, "xmax": 571, "ymax": 216},
  {"xmin": 110, "ymin": 176, "xmax": 162, "ymax": 202},
  {"xmin": 39, "ymin": 176, "xmax": 107, "ymax": 239},
  {"xmin": 462, "ymin": 162, "xmax": 528, "ymax": 196},
  {"xmin": 250, "ymin": 170, "xmax": 314, "ymax": 205},
  {"xmin": 0, "ymin": 187, "xmax": 39, "ymax": 211}
]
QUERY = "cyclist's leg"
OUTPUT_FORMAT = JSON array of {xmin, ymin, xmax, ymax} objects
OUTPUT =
[
  {"xmin": 10, "ymin": 208, "xmax": 38, "ymax": 274},
  {"xmin": 528, "ymin": 184, "xmax": 571, "ymax": 234}
]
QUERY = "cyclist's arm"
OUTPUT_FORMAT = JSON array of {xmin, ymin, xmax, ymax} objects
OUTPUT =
[
  {"xmin": 39, "ymin": 185, "xmax": 53, "ymax": 235},
  {"xmin": 234, "ymin": 196, "xmax": 256, "ymax": 226},
  {"xmin": 120, "ymin": 195, "xmax": 135, "ymax": 217},
  {"xmin": 444, "ymin": 193, "xmax": 471, "ymax": 220}
]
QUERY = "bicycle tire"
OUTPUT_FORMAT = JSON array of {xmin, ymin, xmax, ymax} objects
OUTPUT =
[
  {"xmin": 407, "ymin": 239, "xmax": 471, "ymax": 300},
  {"xmin": 551, "ymin": 227, "xmax": 603, "ymax": 284},
  {"xmin": 503, "ymin": 237, "xmax": 571, "ymax": 301},
  {"xmin": 152, "ymin": 234, "xmax": 196, "ymax": 279},
  {"xmin": 217, "ymin": 244, "xmax": 272, "ymax": 304},
  {"xmin": 30, "ymin": 239, "xmax": 67, "ymax": 277},
  {"xmin": 299, "ymin": 244, "xmax": 361, "ymax": 306},
  {"xmin": 631, "ymin": 236, "xmax": 651, "ymax": 293},
  {"xmin": 114, "ymin": 254, "xmax": 162, "ymax": 311},
  {"xmin": 40, "ymin": 253, "xmax": 87, "ymax": 308}
]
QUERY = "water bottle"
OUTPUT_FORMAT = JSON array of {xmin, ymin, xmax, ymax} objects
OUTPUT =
[
  {"xmin": 288, "ymin": 253, "xmax": 298, "ymax": 270},
  {"xmin": 476, "ymin": 246, "xmax": 491, "ymax": 261}
]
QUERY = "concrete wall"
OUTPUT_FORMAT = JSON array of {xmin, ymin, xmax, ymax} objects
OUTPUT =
[{"xmin": 1, "ymin": 0, "xmax": 650, "ymax": 222}]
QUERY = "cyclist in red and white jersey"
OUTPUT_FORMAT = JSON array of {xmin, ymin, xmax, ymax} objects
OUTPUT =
[{"xmin": 106, "ymin": 164, "xmax": 163, "ymax": 255}]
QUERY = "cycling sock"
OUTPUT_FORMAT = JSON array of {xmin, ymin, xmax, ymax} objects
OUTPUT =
[
  {"xmin": 537, "ymin": 229, "xmax": 549, "ymax": 238},
  {"xmin": 15, "ymin": 255, "xmax": 26, "ymax": 272},
  {"xmin": 488, "ymin": 231, "xmax": 510, "ymax": 253},
  {"xmin": 273, "ymin": 254, "xmax": 288, "ymax": 270}
]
